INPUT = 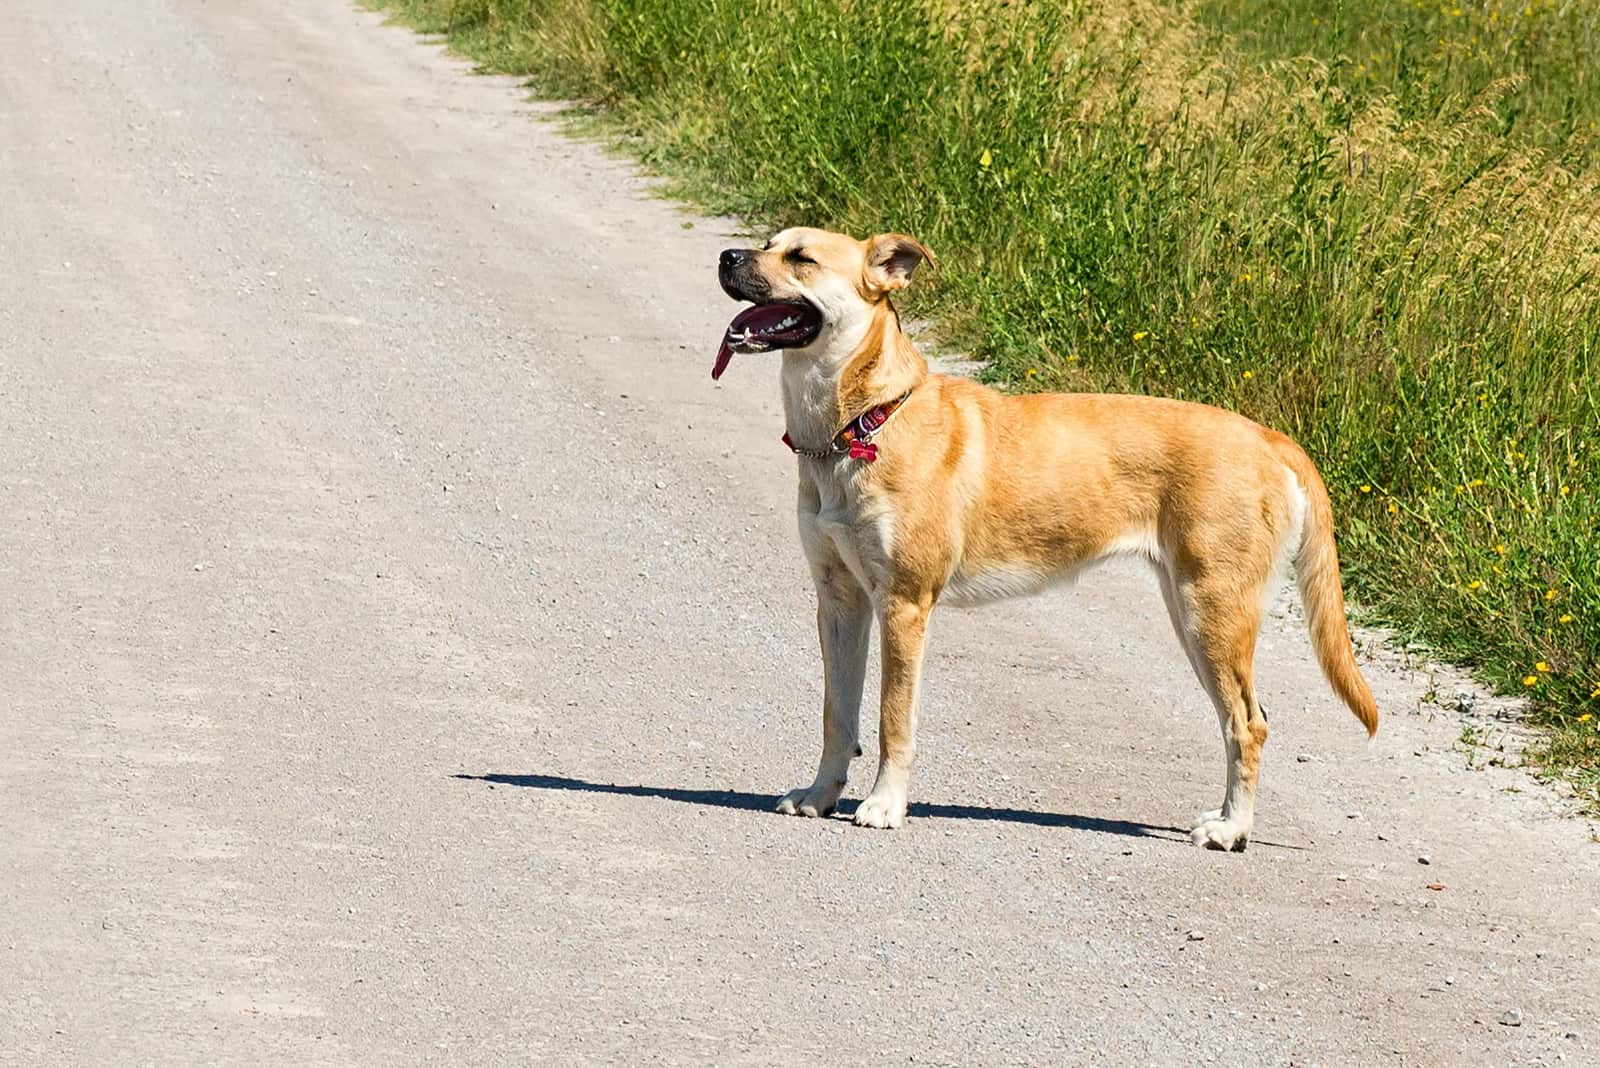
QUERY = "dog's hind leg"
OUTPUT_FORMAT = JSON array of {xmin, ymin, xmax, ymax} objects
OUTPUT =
[
  {"xmin": 1163, "ymin": 566, "xmax": 1271, "ymax": 852},
  {"xmin": 853, "ymin": 591, "xmax": 933, "ymax": 830},
  {"xmin": 777, "ymin": 570, "xmax": 872, "ymax": 818}
]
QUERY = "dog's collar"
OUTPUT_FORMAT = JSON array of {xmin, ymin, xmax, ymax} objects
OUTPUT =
[{"xmin": 782, "ymin": 390, "xmax": 913, "ymax": 463}]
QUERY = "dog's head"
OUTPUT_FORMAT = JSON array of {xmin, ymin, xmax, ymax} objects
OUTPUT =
[{"xmin": 712, "ymin": 227, "xmax": 934, "ymax": 379}]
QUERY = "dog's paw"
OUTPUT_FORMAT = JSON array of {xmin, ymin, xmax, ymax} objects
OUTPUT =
[
  {"xmin": 775, "ymin": 782, "xmax": 843, "ymax": 819},
  {"xmin": 1190, "ymin": 815, "xmax": 1250, "ymax": 852},
  {"xmin": 852, "ymin": 788, "xmax": 908, "ymax": 830}
]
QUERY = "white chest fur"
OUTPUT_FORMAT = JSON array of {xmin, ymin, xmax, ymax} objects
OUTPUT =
[{"xmin": 797, "ymin": 464, "xmax": 896, "ymax": 599}]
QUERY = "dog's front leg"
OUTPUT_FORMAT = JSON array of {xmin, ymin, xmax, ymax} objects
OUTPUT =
[
  {"xmin": 776, "ymin": 575, "xmax": 871, "ymax": 818},
  {"xmin": 854, "ymin": 592, "xmax": 933, "ymax": 830}
]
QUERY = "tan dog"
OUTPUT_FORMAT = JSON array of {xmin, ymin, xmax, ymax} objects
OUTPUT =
[{"xmin": 714, "ymin": 227, "xmax": 1377, "ymax": 850}]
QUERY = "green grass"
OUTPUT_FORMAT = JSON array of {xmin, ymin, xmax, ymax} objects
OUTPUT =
[
  {"xmin": 1198, "ymin": 0, "xmax": 1600, "ymax": 161},
  {"xmin": 371, "ymin": 0, "xmax": 1600, "ymax": 806}
]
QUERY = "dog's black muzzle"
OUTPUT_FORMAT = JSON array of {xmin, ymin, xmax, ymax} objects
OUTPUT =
[{"xmin": 718, "ymin": 248, "xmax": 768, "ymax": 303}]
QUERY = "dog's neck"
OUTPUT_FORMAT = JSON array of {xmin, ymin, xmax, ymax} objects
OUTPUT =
[{"xmin": 781, "ymin": 300, "xmax": 927, "ymax": 449}]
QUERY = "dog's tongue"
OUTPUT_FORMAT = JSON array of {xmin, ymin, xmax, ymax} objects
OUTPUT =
[{"xmin": 711, "ymin": 304, "xmax": 802, "ymax": 380}]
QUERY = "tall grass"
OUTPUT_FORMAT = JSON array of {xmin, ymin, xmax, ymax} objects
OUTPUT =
[
  {"xmin": 1199, "ymin": 0, "xmax": 1600, "ymax": 162},
  {"xmin": 374, "ymin": 0, "xmax": 1600, "ymax": 803}
]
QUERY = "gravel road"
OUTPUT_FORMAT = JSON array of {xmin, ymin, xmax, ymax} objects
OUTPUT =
[{"xmin": 2, "ymin": 2, "xmax": 1597, "ymax": 1064}]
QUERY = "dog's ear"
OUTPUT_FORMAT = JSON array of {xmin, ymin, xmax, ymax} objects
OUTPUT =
[{"xmin": 864, "ymin": 233, "xmax": 936, "ymax": 293}]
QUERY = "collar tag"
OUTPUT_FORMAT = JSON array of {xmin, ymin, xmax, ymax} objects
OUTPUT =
[{"xmin": 783, "ymin": 389, "xmax": 912, "ymax": 462}]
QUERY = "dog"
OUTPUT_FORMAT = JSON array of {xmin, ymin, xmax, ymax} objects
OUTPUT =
[{"xmin": 714, "ymin": 227, "xmax": 1377, "ymax": 851}]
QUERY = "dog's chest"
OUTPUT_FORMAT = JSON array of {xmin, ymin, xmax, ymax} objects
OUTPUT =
[{"xmin": 798, "ymin": 467, "xmax": 895, "ymax": 595}]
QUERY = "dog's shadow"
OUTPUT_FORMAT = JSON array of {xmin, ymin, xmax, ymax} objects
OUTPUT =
[{"xmin": 454, "ymin": 772, "xmax": 1190, "ymax": 843}]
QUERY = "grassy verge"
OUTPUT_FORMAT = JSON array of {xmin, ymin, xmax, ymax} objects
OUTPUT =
[{"xmin": 372, "ymin": 0, "xmax": 1600, "ymax": 806}]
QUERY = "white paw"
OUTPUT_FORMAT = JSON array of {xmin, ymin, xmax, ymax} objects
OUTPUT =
[
  {"xmin": 775, "ymin": 781, "xmax": 843, "ymax": 818},
  {"xmin": 1190, "ymin": 816, "xmax": 1251, "ymax": 852},
  {"xmin": 852, "ymin": 788, "xmax": 907, "ymax": 830}
]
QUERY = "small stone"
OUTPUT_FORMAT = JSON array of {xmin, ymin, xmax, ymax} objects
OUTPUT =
[
  {"xmin": 1499, "ymin": 1008, "xmax": 1524, "ymax": 1028},
  {"xmin": 654, "ymin": 480, "xmax": 666, "ymax": 489},
  {"xmin": 1444, "ymin": 976, "xmax": 1454, "ymax": 986},
  {"xmin": 1296, "ymin": 754, "xmax": 1312, "ymax": 763},
  {"xmin": 1418, "ymin": 855, "xmax": 1432, "ymax": 865},
  {"xmin": 1186, "ymin": 931, "xmax": 1204, "ymax": 942}
]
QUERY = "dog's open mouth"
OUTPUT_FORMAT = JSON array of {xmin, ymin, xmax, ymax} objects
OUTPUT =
[{"xmin": 712, "ymin": 301, "xmax": 823, "ymax": 380}]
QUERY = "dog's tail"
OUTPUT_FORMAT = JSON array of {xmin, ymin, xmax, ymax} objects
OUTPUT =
[{"xmin": 1275, "ymin": 437, "xmax": 1379, "ymax": 737}]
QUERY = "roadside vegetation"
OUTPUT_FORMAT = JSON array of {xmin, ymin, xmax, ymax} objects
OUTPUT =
[{"xmin": 372, "ymin": 0, "xmax": 1600, "ymax": 805}]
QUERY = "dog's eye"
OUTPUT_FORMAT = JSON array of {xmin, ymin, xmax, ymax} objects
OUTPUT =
[{"xmin": 786, "ymin": 249, "xmax": 816, "ymax": 266}]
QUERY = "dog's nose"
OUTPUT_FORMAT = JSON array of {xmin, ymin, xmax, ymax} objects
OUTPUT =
[{"xmin": 719, "ymin": 249, "xmax": 752, "ymax": 271}]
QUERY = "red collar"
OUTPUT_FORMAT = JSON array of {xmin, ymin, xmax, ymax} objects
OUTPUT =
[{"xmin": 782, "ymin": 390, "xmax": 912, "ymax": 463}]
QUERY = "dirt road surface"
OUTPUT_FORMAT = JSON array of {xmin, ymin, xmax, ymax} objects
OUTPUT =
[{"xmin": 3, "ymin": 2, "xmax": 1597, "ymax": 1064}]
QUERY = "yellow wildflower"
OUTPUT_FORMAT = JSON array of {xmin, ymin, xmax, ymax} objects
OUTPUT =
[
  {"xmin": 1132, "ymin": 331, "xmax": 1148, "ymax": 341},
  {"xmin": 1545, "ymin": 589, "xmax": 1559, "ymax": 601},
  {"xmin": 979, "ymin": 148, "xmax": 992, "ymax": 169},
  {"xmin": 1466, "ymin": 579, "xmax": 1482, "ymax": 591},
  {"xmin": 1387, "ymin": 502, "xmax": 1399, "ymax": 515},
  {"xmin": 1559, "ymin": 614, "xmax": 1575, "ymax": 624},
  {"xmin": 1522, "ymin": 675, "xmax": 1538, "ymax": 687},
  {"xmin": 1360, "ymin": 484, "xmax": 1372, "ymax": 494},
  {"xmin": 1536, "ymin": 661, "xmax": 1551, "ymax": 673},
  {"xmin": 1560, "ymin": 485, "xmax": 1571, "ymax": 497},
  {"xmin": 1494, "ymin": 543, "xmax": 1508, "ymax": 556},
  {"xmin": 1243, "ymin": 370, "xmax": 1254, "ymax": 380},
  {"xmin": 1580, "ymin": 714, "xmax": 1594, "ymax": 723},
  {"xmin": 1025, "ymin": 368, "xmax": 1038, "ymax": 380}
]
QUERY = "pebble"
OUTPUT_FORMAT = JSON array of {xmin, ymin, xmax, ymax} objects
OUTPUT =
[
  {"xmin": 1418, "ymin": 855, "xmax": 1432, "ymax": 865},
  {"xmin": 1500, "ymin": 1008, "xmax": 1524, "ymax": 1028},
  {"xmin": 1186, "ymin": 931, "xmax": 1204, "ymax": 942}
]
